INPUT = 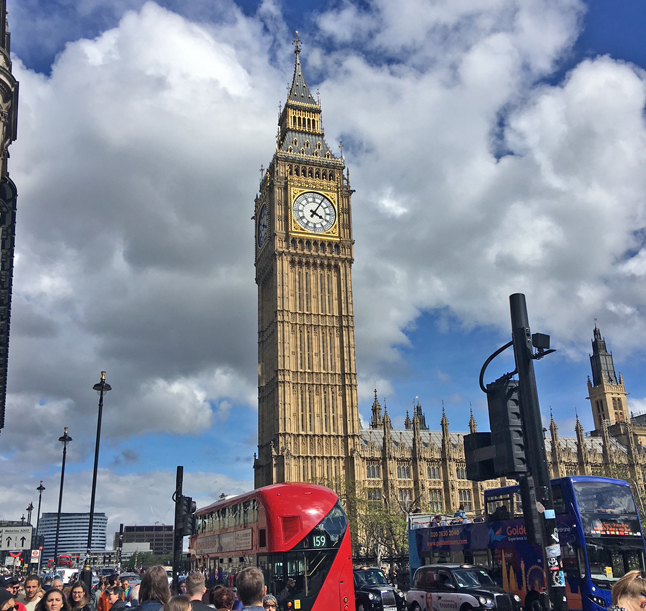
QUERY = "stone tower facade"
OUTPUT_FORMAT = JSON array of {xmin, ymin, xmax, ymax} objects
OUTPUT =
[
  {"xmin": 587, "ymin": 325, "xmax": 629, "ymax": 430},
  {"xmin": 0, "ymin": 2, "xmax": 18, "ymax": 431},
  {"xmin": 253, "ymin": 34, "xmax": 360, "ymax": 488}
]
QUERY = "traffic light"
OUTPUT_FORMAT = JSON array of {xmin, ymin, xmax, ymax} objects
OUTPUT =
[
  {"xmin": 175, "ymin": 495, "xmax": 197, "ymax": 536},
  {"xmin": 487, "ymin": 377, "xmax": 528, "ymax": 477},
  {"xmin": 465, "ymin": 376, "xmax": 528, "ymax": 480}
]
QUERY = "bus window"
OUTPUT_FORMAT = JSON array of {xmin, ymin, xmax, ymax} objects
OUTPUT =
[
  {"xmin": 551, "ymin": 484, "xmax": 568, "ymax": 515},
  {"xmin": 472, "ymin": 550, "xmax": 491, "ymax": 570},
  {"xmin": 561, "ymin": 543, "xmax": 580, "ymax": 579},
  {"xmin": 486, "ymin": 493, "xmax": 512, "ymax": 521},
  {"xmin": 513, "ymin": 493, "xmax": 523, "ymax": 518}
]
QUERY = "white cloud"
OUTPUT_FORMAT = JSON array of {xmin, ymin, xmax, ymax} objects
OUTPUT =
[{"xmin": 4, "ymin": 0, "xmax": 646, "ymax": 530}]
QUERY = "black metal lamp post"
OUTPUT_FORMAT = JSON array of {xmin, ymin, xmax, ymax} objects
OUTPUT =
[
  {"xmin": 36, "ymin": 481, "xmax": 45, "ymax": 574},
  {"xmin": 81, "ymin": 371, "xmax": 111, "ymax": 590},
  {"xmin": 53, "ymin": 427, "xmax": 72, "ymax": 568},
  {"xmin": 36, "ymin": 481, "xmax": 45, "ymax": 532},
  {"xmin": 26, "ymin": 503, "xmax": 33, "ymax": 525}
]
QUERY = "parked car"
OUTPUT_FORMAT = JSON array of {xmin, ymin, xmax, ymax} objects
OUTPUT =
[
  {"xmin": 354, "ymin": 567, "xmax": 406, "ymax": 611},
  {"xmin": 407, "ymin": 564, "xmax": 522, "ymax": 611}
]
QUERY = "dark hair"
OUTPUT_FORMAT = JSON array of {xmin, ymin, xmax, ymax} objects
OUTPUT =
[
  {"xmin": 210, "ymin": 587, "xmax": 235, "ymax": 610},
  {"xmin": 24, "ymin": 576, "xmax": 41, "ymax": 587},
  {"xmin": 108, "ymin": 587, "xmax": 124, "ymax": 598},
  {"xmin": 36, "ymin": 589, "xmax": 71, "ymax": 611},
  {"xmin": 236, "ymin": 568, "xmax": 264, "ymax": 606},
  {"xmin": 107, "ymin": 575, "xmax": 118, "ymax": 587},
  {"xmin": 70, "ymin": 582, "xmax": 90, "ymax": 609},
  {"xmin": 139, "ymin": 565, "xmax": 171, "ymax": 606}
]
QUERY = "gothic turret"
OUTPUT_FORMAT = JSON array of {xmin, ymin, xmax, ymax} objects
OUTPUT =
[
  {"xmin": 370, "ymin": 389, "xmax": 383, "ymax": 429},
  {"xmin": 587, "ymin": 325, "xmax": 629, "ymax": 430},
  {"xmin": 549, "ymin": 411, "xmax": 563, "ymax": 478},
  {"xmin": 468, "ymin": 408, "xmax": 477, "ymax": 433}
]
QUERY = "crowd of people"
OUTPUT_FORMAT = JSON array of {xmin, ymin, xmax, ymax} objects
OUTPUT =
[{"xmin": 0, "ymin": 568, "xmax": 284, "ymax": 611}]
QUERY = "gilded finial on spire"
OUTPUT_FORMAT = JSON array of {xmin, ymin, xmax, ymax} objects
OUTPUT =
[
  {"xmin": 339, "ymin": 139, "xmax": 343, "ymax": 156},
  {"xmin": 293, "ymin": 31, "xmax": 301, "ymax": 55}
]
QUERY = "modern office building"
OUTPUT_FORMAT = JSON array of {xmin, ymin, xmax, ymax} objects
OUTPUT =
[
  {"xmin": 114, "ymin": 524, "xmax": 173, "ymax": 556},
  {"xmin": 39, "ymin": 512, "xmax": 107, "ymax": 559}
]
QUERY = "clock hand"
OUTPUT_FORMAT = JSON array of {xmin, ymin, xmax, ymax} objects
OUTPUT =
[{"xmin": 309, "ymin": 208, "xmax": 323, "ymax": 220}]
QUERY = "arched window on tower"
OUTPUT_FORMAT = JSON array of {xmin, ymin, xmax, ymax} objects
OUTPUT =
[
  {"xmin": 331, "ymin": 393, "xmax": 336, "ymax": 433},
  {"xmin": 323, "ymin": 392, "xmax": 328, "ymax": 432},
  {"xmin": 319, "ymin": 274, "xmax": 325, "ymax": 313},
  {"xmin": 299, "ymin": 330, "xmax": 304, "ymax": 369},
  {"xmin": 304, "ymin": 271, "xmax": 309, "ymax": 310},
  {"xmin": 321, "ymin": 334, "xmax": 326, "ymax": 371},
  {"xmin": 297, "ymin": 272, "xmax": 302, "ymax": 311},
  {"xmin": 300, "ymin": 390, "xmax": 305, "ymax": 431},
  {"xmin": 306, "ymin": 331, "xmax": 311, "ymax": 370},
  {"xmin": 309, "ymin": 391, "xmax": 313, "ymax": 431}
]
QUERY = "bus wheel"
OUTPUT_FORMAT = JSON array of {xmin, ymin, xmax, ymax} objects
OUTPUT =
[
  {"xmin": 460, "ymin": 605, "xmax": 473, "ymax": 611},
  {"xmin": 411, "ymin": 604, "xmax": 421, "ymax": 611},
  {"xmin": 357, "ymin": 604, "xmax": 364, "ymax": 611}
]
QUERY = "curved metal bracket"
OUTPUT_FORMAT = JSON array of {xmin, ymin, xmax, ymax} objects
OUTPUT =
[{"xmin": 479, "ymin": 340, "xmax": 515, "ymax": 394}]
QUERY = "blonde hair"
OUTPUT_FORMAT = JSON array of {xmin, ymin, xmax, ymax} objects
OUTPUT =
[{"xmin": 612, "ymin": 571, "xmax": 646, "ymax": 606}]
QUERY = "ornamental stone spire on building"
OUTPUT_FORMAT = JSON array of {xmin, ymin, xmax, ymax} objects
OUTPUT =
[{"xmin": 370, "ymin": 389, "xmax": 383, "ymax": 429}]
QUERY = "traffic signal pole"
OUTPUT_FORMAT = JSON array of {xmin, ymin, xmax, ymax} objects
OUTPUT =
[
  {"xmin": 509, "ymin": 294, "xmax": 567, "ymax": 611},
  {"xmin": 172, "ymin": 466, "xmax": 183, "ymax": 593}
]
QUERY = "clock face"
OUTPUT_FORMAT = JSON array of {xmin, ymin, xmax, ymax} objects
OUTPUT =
[
  {"xmin": 257, "ymin": 204, "xmax": 268, "ymax": 248},
  {"xmin": 293, "ymin": 192, "xmax": 336, "ymax": 233}
]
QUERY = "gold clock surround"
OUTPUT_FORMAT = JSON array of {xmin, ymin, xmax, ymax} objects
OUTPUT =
[{"xmin": 290, "ymin": 187, "xmax": 339, "ymax": 237}]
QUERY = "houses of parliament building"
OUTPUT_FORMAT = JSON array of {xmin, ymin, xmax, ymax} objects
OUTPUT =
[{"xmin": 253, "ymin": 35, "xmax": 646, "ymax": 517}]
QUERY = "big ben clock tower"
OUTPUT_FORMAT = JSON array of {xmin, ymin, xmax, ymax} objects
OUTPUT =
[{"xmin": 254, "ymin": 34, "xmax": 361, "ymax": 488}]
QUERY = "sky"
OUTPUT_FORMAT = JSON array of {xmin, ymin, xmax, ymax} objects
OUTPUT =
[{"xmin": 1, "ymin": 0, "xmax": 646, "ymax": 546}]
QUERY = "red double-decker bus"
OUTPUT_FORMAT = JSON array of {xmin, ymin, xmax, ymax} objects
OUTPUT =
[{"xmin": 189, "ymin": 483, "xmax": 354, "ymax": 611}]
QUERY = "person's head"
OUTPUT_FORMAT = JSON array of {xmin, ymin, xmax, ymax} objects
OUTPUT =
[
  {"xmin": 43, "ymin": 578, "xmax": 52, "ymax": 586},
  {"xmin": 70, "ymin": 583, "xmax": 89, "ymax": 608},
  {"xmin": 0, "ymin": 590, "xmax": 15, "ymax": 611},
  {"xmin": 24, "ymin": 577, "xmax": 41, "ymax": 600},
  {"xmin": 177, "ymin": 581, "xmax": 186, "ymax": 594},
  {"xmin": 165, "ymin": 595, "xmax": 190, "ymax": 611},
  {"xmin": 139, "ymin": 565, "xmax": 171, "ymax": 606},
  {"xmin": 263, "ymin": 594, "xmax": 277, "ymax": 611},
  {"xmin": 612, "ymin": 571, "xmax": 646, "ymax": 609},
  {"xmin": 185, "ymin": 573, "xmax": 205, "ymax": 600},
  {"xmin": 37, "ymin": 588, "xmax": 69, "ymax": 611},
  {"xmin": 107, "ymin": 576, "xmax": 118, "ymax": 588},
  {"xmin": 5, "ymin": 580, "xmax": 20, "ymax": 598},
  {"xmin": 121, "ymin": 580, "xmax": 129, "ymax": 591},
  {"xmin": 107, "ymin": 587, "xmax": 123, "ymax": 607},
  {"xmin": 235, "ymin": 568, "xmax": 265, "ymax": 607},
  {"xmin": 210, "ymin": 587, "xmax": 234, "ymax": 610},
  {"xmin": 51, "ymin": 580, "xmax": 63, "ymax": 593},
  {"xmin": 127, "ymin": 586, "xmax": 139, "ymax": 605}
]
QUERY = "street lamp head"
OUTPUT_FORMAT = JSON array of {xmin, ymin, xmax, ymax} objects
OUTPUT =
[
  {"xmin": 27, "ymin": 503, "xmax": 33, "ymax": 512},
  {"xmin": 37, "ymin": 481, "xmax": 45, "ymax": 493},
  {"xmin": 93, "ymin": 371, "xmax": 112, "ymax": 394},
  {"xmin": 59, "ymin": 427, "xmax": 72, "ymax": 444}
]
